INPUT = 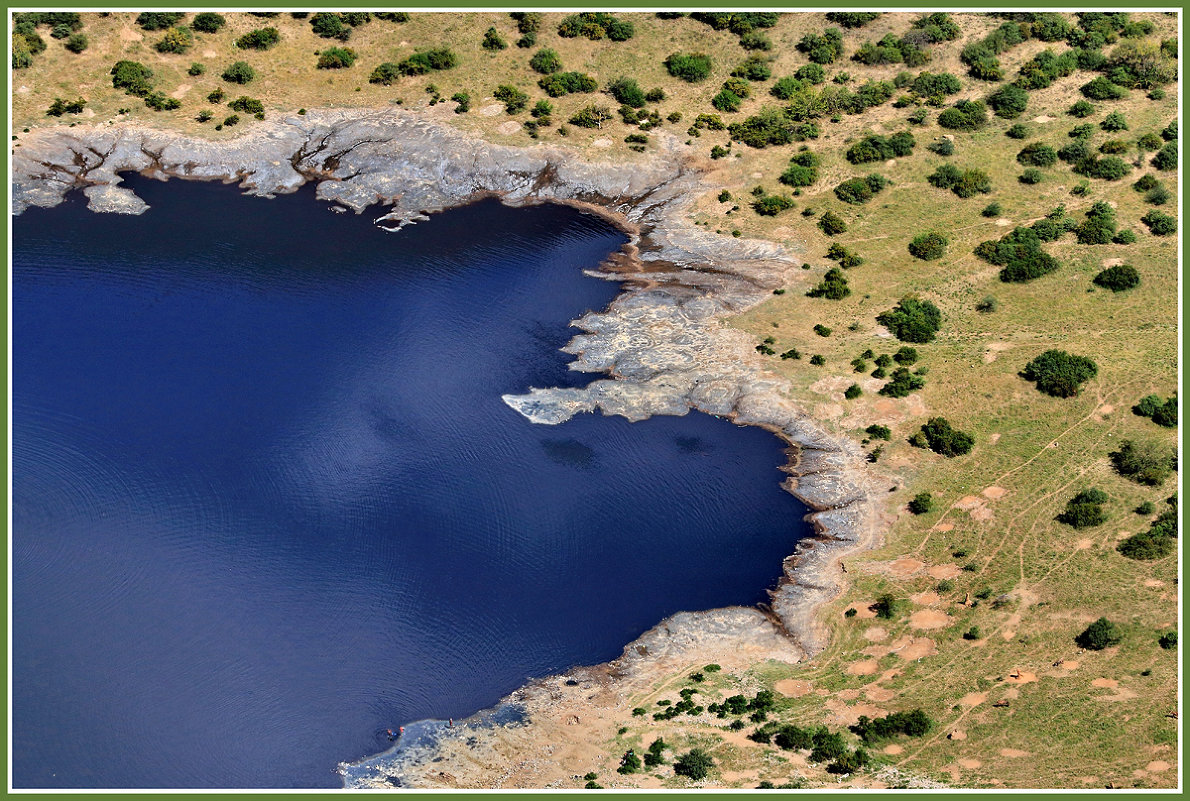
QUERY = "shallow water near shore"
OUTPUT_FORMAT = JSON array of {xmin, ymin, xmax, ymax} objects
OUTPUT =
[{"xmin": 13, "ymin": 176, "xmax": 813, "ymax": 788}]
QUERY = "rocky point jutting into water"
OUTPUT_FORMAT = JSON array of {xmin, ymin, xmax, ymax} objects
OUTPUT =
[{"xmin": 12, "ymin": 109, "xmax": 890, "ymax": 788}]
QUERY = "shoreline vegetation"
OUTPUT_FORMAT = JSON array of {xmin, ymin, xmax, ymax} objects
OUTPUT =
[{"xmin": 12, "ymin": 11, "xmax": 1178, "ymax": 789}]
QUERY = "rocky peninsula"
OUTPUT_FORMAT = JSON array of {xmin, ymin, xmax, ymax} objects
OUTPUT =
[{"xmin": 13, "ymin": 110, "xmax": 888, "ymax": 788}]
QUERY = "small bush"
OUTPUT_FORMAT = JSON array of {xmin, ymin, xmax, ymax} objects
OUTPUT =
[
  {"xmin": 806, "ymin": 268, "xmax": 850, "ymax": 300},
  {"xmin": 136, "ymin": 12, "xmax": 184, "ymax": 31},
  {"xmin": 987, "ymin": 83, "xmax": 1028, "ymax": 118},
  {"xmin": 1151, "ymin": 142, "xmax": 1177, "ymax": 171},
  {"xmin": 917, "ymin": 417, "xmax": 974, "ymax": 457},
  {"xmin": 481, "ymin": 27, "xmax": 507, "ymax": 51},
  {"xmin": 228, "ymin": 95, "xmax": 263, "ymax": 114},
  {"xmin": 809, "ymin": 354, "xmax": 826, "ymax": 366},
  {"xmin": 1141, "ymin": 210, "xmax": 1176, "ymax": 236},
  {"xmin": 665, "ymin": 52, "xmax": 713, "ymax": 82},
  {"xmin": 834, "ymin": 174, "xmax": 888, "ymax": 205},
  {"xmin": 1159, "ymin": 632, "xmax": 1178, "ymax": 650},
  {"xmin": 1093, "ymin": 264, "xmax": 1139, "ymax": 291},
  {"xmin": 879, "ymin": 367, "xmax": 925, "ymax": 398},
  {"xmin": 236, "ymin": 27, "xmax": 279, "ymax": 50},
  {"xmin": 1110, "ymin": 439, "xmax": 1174, "ymax": 486},
  {"xmin": 1020, "ymin": 350, "xmax": 1098, "ymax": 398},
  {"xmin": 908, "ymin": 232, "xmax": 948, "ymax": 260},
  {"xmin": 1017, "ymin": 142, "xmax": 1058, "ymax": 167},
  {"xmin": 111, "ymin": 59, "xmax": 154, "ymax": 96},
  {"xmin": 937, "ymin": 99, "xmax": 987, "ymax": 131},
  {"xmin": 1068, "ymin": 99, "xmax": 1094, "ymax": 117},
  {"xmin": 981, "ymin": 202, "xmax": 1002, "ymax": 218},
  {"xmin": 752, "ymin": 193, "xmax": 796, "ymax": 216},
  {"xmin": 309, "ymin": 12, "xmax": 351, "ymax": 41},
  {"xmin": 866, "ymin": 424, "xmax": 892, "ymax": 440},
  {"xmin": 1056, "ymin": 489, "xmax": 1109, "ymax": 529},
  {"xmin": 569, "ymin": 105, "xmax": 612, "ymax": 128},
  {"xmin": 221, "ymin": 61, "xmax": 256, "ymax": 84},
  {"xmin": 877, "ymin": 296, "xmax": 942, "ymax": 343},
  {"xmin": 317, "ymin": 47, "xmax": 357, "ymax": 69},
  {"xmin": 818, "ymin": 211, "xmax": 846, "ymax": 236},
  {"xmin": 191, "ymin": 12, "xmax": 225, "ymax": 33},
  {"xmin": 1081, "ymin": 76, "xmax": 1127, "ymax": 100},
  {"xmin": 494, "ymin": 85, "xmax": 529, "ymax": 113},
  {"xmin": 908, "ymin": 492, "xmax": 933, "ymax": 514},
  {"xmin": 1019, "ymin": 168, "xmax": 1044, "ymax": 185},
  {"xmin": 673, "ymin": 748, "xmax": 714, "ymax": 781},
  {"xmin": 844, "ymin": 384, "xmax": 862, "ymax": 400},
  {"xmin": 1076, "ymin": 617, "xmax": 1123, "ymax": 650},
  {"xmin": 64, "ymin": 32, "xmax": 88, "ymax": 53}
]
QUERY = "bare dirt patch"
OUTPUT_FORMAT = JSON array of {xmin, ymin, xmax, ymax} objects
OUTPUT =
[
  {"xmin": 893, "ymin": 637, "xmax": 937, "ymax": 660},
  {"xmin": 995, "ymin": 218, "xmax": 1011, "ymax": 227},
  {"xmin": 948, "ymin": 729, "xmax": 967, "ymax": 740},
  {"xmin": 889, "ymin": 558, "xmax": 925, "ymax": 577},
  {"xmin": 1000, "ymin": 749, "xmax": 1030, "ymax": 758},
  {"xmin": 908, "ymin": 610, "xmax": 954, "ymax": 630},
  {"xmin": 910, "ymin": 591, "xmax": 940, "ymax": 605},
  {"xmin": 1144, "ymin": 579, "xmax": 1165, "ymax": 588},
  {"xmin": 982, "ymin": 344, "xmax": 1012, "ymax": 364},
  {"xmin": 775, "ymin": 679, "xmax": 814, "ymax": 698},
  {"xmin": 865, "ymin": 686, "xmax": 895, "ymax": 702},
  {"xmin": 1146, "ymin": 761, "xmax": 1172, "ymax": 773},
  {"xmin": 846, "ymin": 659, "xmax": 880, "ymax": 676},
  {"xmin": 1091, "ymin": 677, "xmax": 1118, "ymax": 689},
  {"xmin": 863, "ymin": 626, "xmax": 888, "ymax": 642},
  {"xmin": 1076, "ymin": 538, "xmax": 1094, "ymax": 550},
  {"xmin": 955, "ymin": 495, "xmax": 983, "ymax": 509},
  {"xmin": 883, "ymin": 744, "xmax": 903, "ymax": 755},
  {"xmin": 958, "ymin": 758, "xmax": 983, "ymax": 769},
  {"xmin": 480, "ymin": 103, "xmax": 504, "ymax": 117},
  {"xmin": 497, "ymin": 121, "xmax": 522, "ymax": 135},
  {"xmin": 847, "ymin": 601, "xmax": 877, "ymax": 619},
  {"xmin": 1005, "ymin": 670, "xmax": 1038, "ymax": 685},
  {"xmin": 959, "ymin": 692, "xmax": 987, "ymax": 706},
  {"xmin": 981, "ymin": 486, "xmax": 1007, "ymax": 500},
  {"xmin": 169, "ymin": 83, "xmax": 191, "ymax": 99},
  {"xmin": 1032, "ymin": 114, "xmax": 1055, "ymax": 123},
  {"xmin": 836, "ymin": 688, "xmax": 861, "ymax": 701},
  {"xmin": 927, "ymin": 564, "xmax": 962, "ymax": 580},
  {"xmin": 933, "ymin": 522, "xmax": 955, "ymax": 532}
]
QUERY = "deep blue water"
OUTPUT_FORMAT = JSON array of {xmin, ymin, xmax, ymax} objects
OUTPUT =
[{"xmin": 12, "ymin": 176, "xmax": 812, "ymax": 788}]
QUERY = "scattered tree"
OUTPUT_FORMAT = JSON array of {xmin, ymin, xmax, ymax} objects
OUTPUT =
[{"xmin": 1076, "ymin": 617, "xmax": 1123, "ymax": 650}]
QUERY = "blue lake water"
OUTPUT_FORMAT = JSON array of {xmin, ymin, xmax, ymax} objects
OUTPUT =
[{"xmin": 12, "ymin": 176, "xmax": 812, "ymax": 788}]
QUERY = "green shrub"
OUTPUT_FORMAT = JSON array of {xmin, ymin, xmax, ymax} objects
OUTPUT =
[
  {"xmin": 796, "ymin": 28, "xmax": 844, "ymax": 65},
  {"xmin": 309, "ymin": 12, "xmax": 350, "ymax": 40},
  {"xmin": 851, "ymin": 710, "xmax": 933, "ymax": 742},
  {"xmin": 1093, "ymin": 264, "xmax": 1139, "ymax": 291},
  {"xmin": 1075, "ymin": 155, "xmax": 1132, "ymax": 181},
  {"xmin": 222, "ymin": 113, "xmax": 240, "ymax": 126},
  {"xmin": 1019, "ymin": 168, "xmax": 1044, "ymax": 185},
  {"xmin": 778, "ymin": 151, "xmax": 820, "ymax": 187},
  {"xmin": 893, "ymin": 347, "xmax": 919, "ymax": 365},
  {"xmin": 866, "ymin": 424, "xmax": 892, "ymax": 440},
  {"xmin": 987, "ymin": 83, "xmax": 1028, "ymax": 118},
  {"xmin": 228, "ymin": 95, "xmax": 263, "ymax": 114},
  {"xmin": 752, "ymin": 193, "xmax": 796, "ymax": 216},
  {"xmin": 673, "ymin": 748, "xmax": 714, "ymax": 781},
  {"xmin": 221, "ymin": 61, "xmax": 256, "ymax": 84},
  {"xmin": 64, "ymin": 32, "xmax": 88, "ymax": 53},
  {"xmin": 1020, "ymin": 350, "xmax": 1098, "ymax": 397},
  {"xmin": 937, "ymin": 99, "xmax": 987, "ymax": 131},
  {"xmin": 317, "ymin": 47, "xmax": 357, "ymax": 69},
  {"xmin": 845, "ymin": 132, "xmax": 916, "ymax": 164},
  {"xmin": 826, "ymin": 242, "xmax": 863, "ymax": 268},
  {"xmin": 981, "ymin": 202, "xmax": 1002, "ymax": 218},
  {"xmin": 1076, "ymin": 617, "xmax": 1123, "ymax": 650},
  {"xmin": 813, "ymin": 324, "xmax": 832, "ymax": 337},
  {"xmin": 481, "ymin": 26, "xmax": 507, "ymax": 51},
  {"xmin": 1159, "ymin": 632, "xmax": 1178, "ymax": 650},
  {"xmin": 494, "ymin": 84, "xmax": 529, "ymax": 113},
  {"xmin": 606, "ymin": 76, "xmax": 646, "ymax": 107},
  {"xmin": 872, "ymin": 594, "xmax": 903, "ymax": 620},
  {"xmin": 1081, "ymin": 76, "xmax": 1127, "ymax": 100},
  {"xmin": 1141, "ymin": 210, "xmax": 1176, "ymax": 235},
  {"xmin": 795, "ymin": 63, "xmax": 825, "ymax": 84},
  {"xmin": 908, "ymin": 492, "xmax": 933, "ymax": 514},
  {"xmin": 392, "ymin": 48, "xmax": 458, "ymax": 76},
  {"xmin": 908, "ymin": 232, "xmax": 948, "ymax": 260},
  {"xmin": 665, "ymin": 52, "xmax": 712, "ymax": 82},
  {"xmin": 1057, "ymin": 489, "xmax": 1109, "ymax": 528},
  {"xmin": 1118, "ymin": 494, "xmax": 1177, "ymax": 559},
  {"xmin": 917, "ymin": 417, "xmax": 974, "ymax": 457},
  {"xmin": 1068, "ymin": 99, "xmax": 1094, "ymax": 117},
  {"xmin": 369, "ymin": 63, "xmax": 401, "ymax": 85},
  {"xmin": 928, "ymin": 138, "xmax": 954, "ymax": 156},
  {"xmin": 877, "ymin": 296, "xmax": 942, "ymax": 343},
  {"xmin": 879, "ymin": 367, "xmax": 925, "ymax": 398},
  {"xmin": 834, "ymin": 174, "xmax": 888, "ymax": 205},
  {"xmin": 191, "ymin": 12, "xmax": 225, "ymax": 33},
  {"xmin": 538, "ymin": 71, "xmax": 598, "ymax": 97},
  {"xmin": 1017, "ymin": 142, "xmax": 1058, "ymax": 167},
  {"xmin": 806, "ymin": 268, "xmax": 850, "ymax": 299},
  {"xmin": 1110, "ymin": 439, "xmax": 1174, "ymax": 486},
  {"xmin": 569, "ymin": 105, "xmax": 612, "ymax": 128},
  {"xmin": 558, "ymin": 12, "xmax": 633, "ymax": 41},
  {"xmin": 826, "ymin": 12, "xmax": 881, "ymax": 28},
  {"xmin": 927, "ymin": 164, "xmax": 991, "ymax": 197},
  {"xmin": 236, "ymin": 27, "xmax": 279, "ymax": 50},
  {"xmin": 1099, "ymin": 111, "xmax": 1128, "ymax": 132},
  {"xmin": 818, "ymin": 211, "xmax": 846, "ymax": 235},
  {"xmin": 136, "ymin": 12, "xmax": 184, "ymax": 31},
  {"xmin": 617, "ymin": 749, "xmax": 642, "ymax": 774},
  {"xmin": 1151, "ymin": 141, "xmax": 1177, "ymax": 170},
  {"xmin": 45, "ymin": 97, "xmax": 86, "ymax": 116},
  {"xmin": 731, "ymin": 54, "xmax": 772, "ymax": 81},
  {"xmin": 844, "ymin": 384, "xmax": 862, "ymax": 400},
  {"xmin": 111, "ymin": 60, "xmax": 154, "ymax": 96},
  {"xmin": 809, "ymin": 355, "xmax": 826, "ymax": 366},
  {"xmin": 975, "ymin": 226, "xmax": 1060, "ymax": 283}
]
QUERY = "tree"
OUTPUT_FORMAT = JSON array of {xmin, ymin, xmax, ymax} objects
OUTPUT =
[
  {"xmin": 1151, "ymin": 142, "xmax": 1177, "ymax": 171},
  {"xmin": 1141, "ymin": 210, "xmax": 1176, "ymax": 235},
  {"xmin": 834, "ymin": 175, "xmax": 888, "ymax": 205},
  {"xmin": 221, "ymin": 61, "xmax": 256, "ymax": 84},
  {"xmin": 937, "ymin": 99, "xmax": 987, "ymax": 131},
  {"xmin": 1057, "ymin": 489, "xmax": 1109, "ymax": 528},
  {"xmin": 877, "ymin": 296, "xmax": 942, "ymax": 343},
  {"xmin": 1076, "ymin": 617, "xmax": 1123, "ymax": 650},
  {"xmin": 665, "ymin": 52, "xmax": 712, "ymax": 82},
  {"xmin": 529, "ymin": 48, "xmax": 561, "ymax": 75},
  {"xmin": 64, "ymin": 32, "xmax": 88, "ymax": 53},
  {"xmin": 1016, "ymin": 142, "xmax": 1057, "ymax": 167},
  {"xmin": 481, "ymin": 26, "xmax": 507, "ymax": 50},
  {"xmin": 310, "ymin": 12, "xmax": 350, "ymax": 40},
  {"xmin": 617, "ymin": 749, "xmax": 642, "ymax": 774},
  {"xmin": 493, "ymin": 84, "xmax": 529, "ymax": 113},
  {"xmin": 191, "ymin": 12, "xmax": 225, "ymax": 33},
  {"xmin": 987, "ymin": 83, "xmax": 1028, "ymax": 118},
  {"xmin": 111, "ymin": 60, "xmax": 154, "ymax": 96},
  {"xmin": 818, "ymin": 211, "xmax": 846, "ymax": 235},
  {"xmin": 136, "ymin": 12, "xmax": 185, "ymax": 31},
  {"xmin": 806, "ymin": 268, "xmax": 850, "ymax": 299},
  {"xmin": 317, "ymin": 47, "xmax": 357, "ymax": 69},
  {"xmin": 918, "ymin": 417, "xmax": 974, "ymax": 457},
  {"xmin": 908, "ymin": 232, "xmax": 948, "ymax": 260},
  {"xmin": 1093, "ymin": 264, "xmax": 1140, "ymax": 291},
  {"xmin": 908, "ymin": 492, "xmax": 933, "ymax": 514},
  {"xmin": 1020, "ymin": 350, "xmax": 1098, "ymax": 398},
  {"xmin": 779, "ymin": 151, "xmax": 820, "ymax": 187},
  {"xmin": 568, "ymin": 105, "xmax": 612, "ymax": 128},
  {"xmin": 236, "ymin": 27, "xmax": 280, "ymax": 50},
  {"xmin": 1110, "ymin": 439, "xmax": 1174, "ymax": 486},
  {"xmin": 673, "ymin": 748, "xmax": 714, "ymax": 781}
]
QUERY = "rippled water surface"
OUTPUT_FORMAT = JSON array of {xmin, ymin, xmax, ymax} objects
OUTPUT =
[{"xmin": 13, "ymin": 177, "xmax": 812, "ymax": 788}]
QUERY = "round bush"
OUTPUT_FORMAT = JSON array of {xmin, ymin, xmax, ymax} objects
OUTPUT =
[
  {"xmin": 908, "ymin": 232, "xmax": 948, "ymax": 260},
  {"xmin": 1093, "ymin": 264, "xmax": 1139, "ymax": 291},
  {"xmin": 664, "ymin": 52, "xmax": 712, "ymax": 82}
]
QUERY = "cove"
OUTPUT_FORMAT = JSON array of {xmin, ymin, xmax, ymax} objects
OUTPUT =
[{"xmin": 12, "ymin": 175, "xmax": 813, "ymax": 788}]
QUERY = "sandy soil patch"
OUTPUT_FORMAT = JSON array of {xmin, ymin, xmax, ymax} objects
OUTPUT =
[
  {"xmin": 169, "ymin": 84, "xmax": 191, "ymax": 99},
  {"xmin": 882, "ymin": 744, "xmax": 903, "ymax": 755},
  {"xmin": 1144, "ymin": 579, "xmax": 1165, "ymax": 587},
  {"xmin": 910, "ymin": 591, "xmax": 940, "ymax": 605},
  {"xmin": 847, "ymin": 601, "xmax": 877, "ymax": 619},
  {"xmin": 480, "ymin": 103, "xmax": 505, "ymax": 117},
  {"xmin": 1091, "ymin": 677, "xmax": 1118, "ymax": 689},
  {"xmin": 955, "ymin": 496, "xmax": 982, "ymax": 509},
  {"xmin": 982, "ymin": 344, "xmax": 1011, "ymax": 364},
  {"xmin": 1075, "ymin": 538, "xmax": 1094, "ymax": 550},
  {"xmin": 497, "ymin": 121, "xmax": 522, "ymax": 135},
  {"xmin": 948, "ymin": 729, "xmax": 967, "ymax": 740},
  {"xmin": 825, "ymin": 700, "xmax": 886, "ymax": 726},
  {"xmin": 1146, "ymin": 761, "xmax": 1172, "ymax": 773},
  {"xmin": 981, "ymin": 486, "xmax": 1007, "ymax": 499},
  {"xmin": 959, "ymin": 692, "xmax": 987, "ymax": 706},
  {"xmin": 814, "ymin": 402, "xmax": 845, "ymax": 420},
  {"xmin": 889, "ymin": 558, "xmax": 925, "ymax": 576},
  {"xmin": 885, "ymin": 158, "xmax": 897, "ymax": 167},
  {"xmin": 591, "ymin": 137, "xmax": 614, "ymax": 149},
  {"xmin": 775, "ymin": 679, "xmax": 813, "ymax": 698},
  {"xmin": 995, "ymin": 218, "xmax": 1011, "ymax": 227},
  {"xmin": 893, "ymin": 637, "xmax": 937, "ymax": 660},
  {"xmin": 989, "ymin": 433, "xmax": 1001, "ymax": 443},
  {"xmin": 865, "ymin": 686, "xmax": 895, "ymax": 702},
  {"xmin": 862, "ymin": 644, "xmax": 891, "ymax": 658},
  {"xmin": 932, "ymin": 522, "xmax": 954, "ymax": 532},
  {"xmin": 1032, "ymin": 114, "xmax": 1055, "ymax": 122},
  {"xmin": 908, "ymin": 610, "xmax": 953, "ymax": 630},
  {"xmin": 958, "ymin": 758, "xmax": 982, "ymax": 769},
  {"xmin": 119, "ymin": 26, "xmax": 143, "ymax": 42},
  {"xmin": 863, "ymin": 626, "xmax": 888, "ymax": 642},
  {"xmin": 1058, "ymin": 660, "xmax": 1080, "ymax": 671},
  {"xmin": 927, "ymin": 564, "xmax": 962, "ymax": 579},
  {"xmin": 1005, "ymin": 670, "xmax": 1038, "ymax": 685},
  {"xmin": 1000, "ymin": 749, "xmax": 1030, "ymax": 758},
  {"xmin": 202, "ymin": 49, "xmax": 217, "ymax": 58},
  {"xmin": 1002, "ymin": 687, "xmax": 1020, "ymax": 700},
  {"xmin": 846, "ymin": 659, "xmax": 880, "ymax": 676},
  {"xmin": 837, "ymin": 688, "xmax": 861, "ymax": 701},
  {"xmin": 969, "ymin": 506, "xmax": 994, "ymax": 522}
]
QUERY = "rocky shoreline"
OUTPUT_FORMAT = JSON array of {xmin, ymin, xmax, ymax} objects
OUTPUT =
[{"xmin": 12, "ymin": 109, "xmax": 892, "ymax": 788}]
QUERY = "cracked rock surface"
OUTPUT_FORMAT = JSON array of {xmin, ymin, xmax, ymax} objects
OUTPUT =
[{"xmin": 13, "ymin": 109, "xmax": 889, "ymax": 788}]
